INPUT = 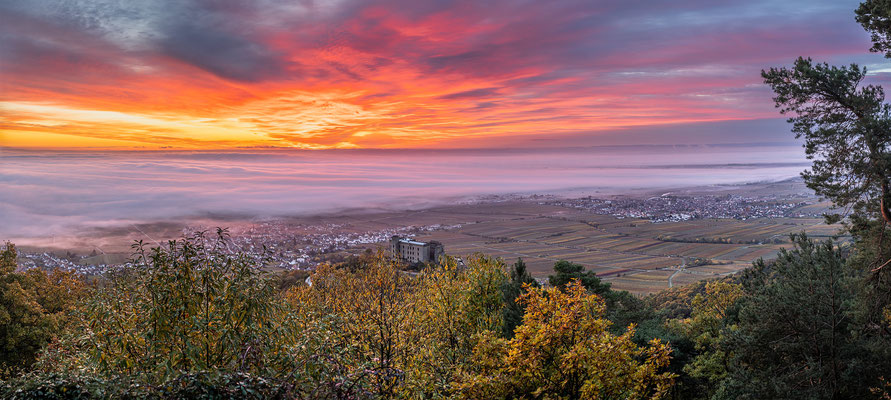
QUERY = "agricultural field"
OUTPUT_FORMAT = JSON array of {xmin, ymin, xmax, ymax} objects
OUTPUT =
[{"xmin": 410, "ymin": 189, "xmax": 842, "ymax": 295}]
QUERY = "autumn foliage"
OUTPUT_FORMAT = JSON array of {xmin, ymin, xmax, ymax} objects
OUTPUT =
[
  {"xmin": 4, "ymin": 230, "xmax": 891, "ymax": 399},
  {"xmin": 459, "ymin": 282, "xmax": 674, "ymax": 399},
  {"xmin": 0, "ymin": 234, "xmax": 678, "ymax": 399}
]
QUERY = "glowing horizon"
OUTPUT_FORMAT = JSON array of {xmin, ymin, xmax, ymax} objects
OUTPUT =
[{"xmin": 1, "ymin": 0, "xmax": 885, "ymax": 150}]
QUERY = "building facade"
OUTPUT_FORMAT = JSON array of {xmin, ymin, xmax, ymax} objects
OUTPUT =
[{"xmin": 389, "ymin": 236, "xmax": 444, "ymax": 264}]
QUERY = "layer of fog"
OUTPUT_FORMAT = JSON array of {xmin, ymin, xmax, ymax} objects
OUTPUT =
[{"xmin": 1, "ymin": 145, "xmax": 808, "ymax": 241}]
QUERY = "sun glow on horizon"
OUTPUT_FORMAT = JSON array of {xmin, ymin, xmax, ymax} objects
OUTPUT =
[{"xmin": 0, "ymin": 0, "xmax": 881, "ymax": 150}]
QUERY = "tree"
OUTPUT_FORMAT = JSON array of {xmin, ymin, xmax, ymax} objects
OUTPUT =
[
  {"xmin": 549, "ymin": 259, "xmax": 644, "ymax": 331},
  {"xmin": 762, "ymin": 58, "xmax": 891, "ymax": 228},
  {"xmin": 857, "ymin": 0, "xmax": 891, "ymax": 58},
  {"xmin": 291, "ymin": 253, "xmax": 512, "ymax": 399},
  {"xmin": 764, "ymin": 1, "xmax": 891, "ymax": 275},
  {"xmin": 284, "ymin": 263, "xmax": 377, "ymax": 399},
  {"xmin": 290, "ymin": 250, "xmax": 416, "ymax": 399},
  {"xmin": 53, "ymin": 231, "xmax": 289, "ymax": 382},
  {"xmin": 0, "ymin": 242, "xmax": 83, "ymax": 377},
  {"xmin": 759, "ymin": 6, "xmax": 891, "ymax": 396},
  {"xmin": 460, "ymin": 281, "xmax": 675, "ymax": 399},
  {"xmin": 668, "ymin": 281, "xmax": 743, "ymax": 399},
  {"xmin": 406, "ymin": 254, "xmax": 508, "ymax": 397},
  {"xmin": 718, "ymin": 234, "xmax": 882, "ymax": 399},
  {"xmin": 549, "ymin": 260, "xmax": 611, "ymax": 295},
  {"xmin": 501, "ymin": 258, "xmax": 539, "ymax": 338}
]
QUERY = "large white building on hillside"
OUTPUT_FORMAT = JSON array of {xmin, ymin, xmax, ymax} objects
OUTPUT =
[{"xmin": 389, "ymin": 236, "xmax": 444, "ymax": 264}]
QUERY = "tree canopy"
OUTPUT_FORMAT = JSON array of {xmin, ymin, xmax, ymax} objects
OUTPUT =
[
  {"xmin": 762, "ymin": 58, "xmax": 891, "ymax": 226},
  {"xmin": 0, "ymin": 243, "xmax": 83, "ymax": 377},
  {"xmin": 857, "ymin": 0, "xmax": 891, "ymax": 57}
]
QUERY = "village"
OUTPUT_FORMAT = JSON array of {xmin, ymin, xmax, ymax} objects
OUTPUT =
[{"xmin": 547, "ymin": 193, "xmax": 822, "ymax": 222}]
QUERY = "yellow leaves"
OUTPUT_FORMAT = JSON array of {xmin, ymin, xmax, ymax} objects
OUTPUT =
[
  {"xmin": 0, "ymin": 244, "xmax": 87, "ymax": 376},
  {"xmin": 666, "ymin": 280, "xmax": 742, "ymax": 386},
  {"xmin": 691, "ymin": 281, "xmax": 743, "ymax": 321},
  {"xmin": 0, "ymin": 242, "xmax": 16, "ymax": 275},
  {"xmin": 517, "ymin": 280, "xmax": 606, "ymax": 334},
  {"xmin": 39, "ymin": 237, "xmax": 677, "ymax": 398},
  {"xmin": 290, "ymin": 252, "xmax": 511, "ymax": 397},
  {"xmin": 883, "ymin": 305, "xmax": 891, "ymax": 329},
  {"xmin": 405, "ymin": 254, "xmax": 509, "ymax": 395},
  {"xmin": 291, "ymin": 250, "xmax": 416, "ymax": 397},
  {"xmin": 673, "ymin": 280, "xmax": 742, "ymax": 348},
  {"xmin": 461, "ymin": 279, "xmax": 676, "ymax": 400}
]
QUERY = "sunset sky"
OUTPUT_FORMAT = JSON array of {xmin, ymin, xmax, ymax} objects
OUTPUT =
[{"xmin": 0, "ymin": 0, "xmax": 886, "ymax": 149}]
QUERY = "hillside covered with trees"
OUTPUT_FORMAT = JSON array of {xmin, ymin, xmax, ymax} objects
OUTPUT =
[{"xmin": 2, "ymin": 226, "xmax": 890, "ymax": 399}]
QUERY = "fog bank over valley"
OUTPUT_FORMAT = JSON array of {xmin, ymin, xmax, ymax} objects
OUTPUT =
[{"xmin": 1, "ymin": 144, "xmax": 808, "ymax": 242}]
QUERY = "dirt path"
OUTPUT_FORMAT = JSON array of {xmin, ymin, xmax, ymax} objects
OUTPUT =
[{"xmin": 668, "ymin": 257, "xmax": 686, "ymax": 288}]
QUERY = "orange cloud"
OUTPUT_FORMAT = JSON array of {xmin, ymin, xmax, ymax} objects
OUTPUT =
[{"xmin": 0, "ymin": 0, "xmax": 875, "ymax": 149}]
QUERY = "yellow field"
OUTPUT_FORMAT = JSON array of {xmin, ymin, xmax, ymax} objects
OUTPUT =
[{"xmin": 412, "ymin": 202, "xmax": 843, "ymax": 295}]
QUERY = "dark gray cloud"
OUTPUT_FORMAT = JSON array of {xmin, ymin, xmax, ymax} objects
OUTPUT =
[
  {"xmin": 158, "ymin": 23, "xmax": 291, "ymax": 81},
  {"xmin": 1, "ymin": 0, "xmax": 875, "ymax": 84}
]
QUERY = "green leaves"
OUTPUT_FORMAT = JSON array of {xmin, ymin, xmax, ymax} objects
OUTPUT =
[
  {"xmin": 718, "ymin": 234, "xmax": 874, "ymax": 399},
  {"xmin": 857, "ymin": 0, "xmax": 891, "ymax": 58},
  {"xmin": 502, "ymin": 258, "xmax": 539, "ymax": 338},
  {"xmin": 753, "ymin": 6, "xmax": 891, "ymax": 395},
  {"xmin": 0, "ymin": 371, "xmax": 296, "ymax": 399},
  {"xmin": 72, "ymin": 232, "xmax": 287, "ymax": 383},
  {"xmin": 763, "ymin": 57, "xmax": 891, "ymax": 227},
  {"xmin": 762, "ymin": 55, "xmax": 891, "ymax": 268},
  {"xmin": 549, "ymin": 259, "xmax": 611, "ymax": 295}
]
